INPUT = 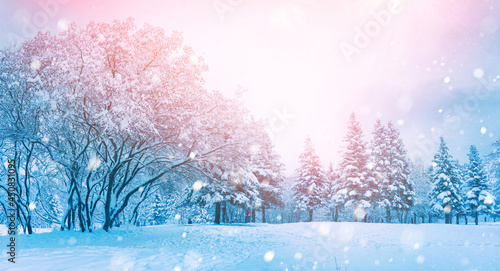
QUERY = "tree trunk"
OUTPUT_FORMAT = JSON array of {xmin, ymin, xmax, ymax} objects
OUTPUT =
[
  {"xmin": 475, "ymin": 211, "xmax": 478, "ymax": 225},
  {"xmin": 214, "ymin": 202, "xmax": 221, "ymax": 224},
  {"xmin": 456, "ymin": 213, "xmax": 459, "ymax": 225},
  {"xmin": 262, "ymin": 206, "xmax": 266, "ymax": 223},
  {"xmin": 251, "ymin": 208, "xmax": 256, "ymax": 223},
  {"xmin": 332, "ymin": 208, "xmax": 338, "ymax": 222},
  {"xmin": 308, "ymin": 209, "xmax": 313, "ymax": 222},
  {"xmin": 221, "ymin": 201, "xmax": 227, "ymax": 223},
  {"xmin": 386, "ymin": 207, "xmax": 391, "ymax": 223},
  {"xmin": 445, "ymin": 213, "xmax": 450, "ymax": 224},
  {"xmin": 428, "ymin": 215, "xmax": 431, "ymax": 223},
  {"xmin": 26, "ymin": 215, "xmax": 33, "ymax": 234},
  {"xmin": 414, "ymin": 213, "xmax": 417, "ymax": 224}
]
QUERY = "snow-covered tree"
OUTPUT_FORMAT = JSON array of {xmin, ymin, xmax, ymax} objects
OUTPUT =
[
  {"xmin": 326, "ymin": 163, "xmax": 342, "ymax": 222},
  {"xmin": 293, "ymin": 136, "xmax": 325, "ymax": 222},
  {"xmin": 49, "ymin": 194, "xmax": 64, "ymax": 222},
  {"xmin": 250, "ymin": 126, "xmax": 286, "ymax": 223},
  {"xmin": 0, "ymin": 19, "xmax": 281, "ymax": 232},
  {"xmin": 428, "ymin": 137, "xmax": 463, "ymax": 224},
  {"xmin": 486, "ymin": 139, "xmax": 500, "ymax": 220},
  {"xmin": 385, "ymin": 122, "xmax": 414, "ymax": 222},
  {"xmin": 409, "ymin": 158, "xmax": 433, "ymax": 223},
  {"xmin": 152, "ymin": 194, "xmax": 167, "ymax": 225},
  {"xmin": 369, "ymin": 119, "xmax": 391, "ymax": 221},
  {"xmin": 337, "ymin": 113, "xmax": 376, "ymax": 221},
  {"xmin": 465, "ymin": 145, "xmax": 495, "ymax": 225}
]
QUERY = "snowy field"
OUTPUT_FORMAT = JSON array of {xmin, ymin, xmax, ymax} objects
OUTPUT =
[{"xmin": 0, "ymin": 222, "xmax": 499, "ymax": 270}]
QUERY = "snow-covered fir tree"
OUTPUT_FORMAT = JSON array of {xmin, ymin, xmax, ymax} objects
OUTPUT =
[
  {"xmin": 250, "ymin": 129, "xmax": 286, "ymax": 223},
  {"xmin": 370, "ymin": 119, "xmax": 391, "ymax": 221},
  {"xmin": 428, "ymin": 137, "xmax": 464, "ymax": 224},
  {"xmin": 327, "ymin": 163, "xmax": 342, "ymax": 222},
  {"xmin": 410, "ymin": 158, "xmax": 433, "ymax": 223},
  {"xmin": 486, "ymin": 139, "xmax": 500, "ymax": 218},
  {"xmin": 465, "ymin": 145, "xmax": 495, "ymax": 225},
  {"xmin": 293, "ymin": 136, "xmax": 325, "ymax": 222},
  {"xmin": 385, "ymin": 122, "xmax": 414, "ymax": 222},
  {"xmin": 337, "ymin": 113, "xmax": 377, "ymax": 221},
  {"xmin": 152, "ymin": 194, "xmax": 167, "ymax": 225},
  {"xmin": 48, "ymin": 194, "xmax": 64, "ymax": 223}
]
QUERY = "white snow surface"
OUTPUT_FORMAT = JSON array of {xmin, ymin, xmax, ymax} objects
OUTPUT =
[{"xmin": 1, "ymin": 222, "xmax": 499, "ymax": 270}]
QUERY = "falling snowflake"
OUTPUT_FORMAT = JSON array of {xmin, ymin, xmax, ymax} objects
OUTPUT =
[
  {"xmin": 294, "ymin": 252, "xmax": 302, "ymax": 260},
  {"xmin": 68, "ymin": 237, "xmax": 77, "ymax": 245},
  {"xmin": 354, "ymin": 206, "xmax": 366, "ymax": 220},
  {"xmin": 443, "ymin": 205, "xmax": 452, "ymax": 214},
  {"xmin": 250, "ymin": 143, "xmax": 261, "ymax": 154},
  {"xmin": 473, "ymin": 68, "xmax": 484, "ymax": 78},
  {"xmin": 57, "ymin": 19, "xmax": 69, "ymax": 31},
  {"xmin": 264, "ymin": 251, "xmax": 275, "ymax": 262},
  {"xmin": 87, "ymin": 157, "xmax": 101, "ymax": 171},
  {"xmin": 193, "ymin": 180, "xmax": 203, "ymax": 191},
  {"xmin": 31, "ymin": 60, "xmax": 41, "ymax": 70}
]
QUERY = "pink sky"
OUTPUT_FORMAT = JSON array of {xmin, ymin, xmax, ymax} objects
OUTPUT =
[{"xmin": 1, "ymin": 0, "xmax": 499, "ymax": 173}]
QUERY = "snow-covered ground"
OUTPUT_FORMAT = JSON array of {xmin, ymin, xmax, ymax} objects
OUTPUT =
[{"xmin": 0, "ymin": 222, "xmax": 499, "ymax": 270}]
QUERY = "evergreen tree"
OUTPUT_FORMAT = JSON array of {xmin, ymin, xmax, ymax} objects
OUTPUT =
[
  {"xmin": 49, "ymin": 194, "xmax": 64, "ymax": 223},
  {"xmin": 250, "ymin": 127, "xmax": 286, "ymax": 223},
  {"xmin": 370, "ymin": 119, "xmax": 391, "ymax": 221},
  {"xmin": 152, "ymin": 194, "xmax": 167, "ymax": 225},
  {"xmin": 409, "ymin": 158, "xmax": 433, "ymax": 223},
  {"xmin": 326, "ymin": 163, "xmax": 342, "ymax": 222},
  {"xmin": 466, "ymin": 145, "xmax": 494, "ymax": 225},
  {"xmin": 293, "ymin": 136, "xmax": 325, "ymax": 222},
  {"xmin": 486, "ymin": 139, "xmax": 500, "ymax": 220},
  {"xmin": 385, "ymin": 122, "xmax": 414, "ymax": 222},
  {"xmin": 428, "ymin": 137, "xmax": 463, "ymax": 224},
  {"xmin": 337, "ymin": 113, "xmax": 377, "ymax": 221}
]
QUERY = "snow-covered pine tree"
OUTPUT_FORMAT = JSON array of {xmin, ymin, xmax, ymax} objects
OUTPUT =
[
  {"xmin": 337, "ymin": 113, "xmax": 376, "ymax": 222},
  {"xmin": 466, "ymin": 145, "xmax": 495, "ymax": 225},
  {"xmin": 486, "ymin": 139, "xmax": 500, "ymax": 220},
  {"xmin": 326, "ymin": 163, "xmax": 342, "ymax": 222},
  {"xmin": 409, "ymin": 158, "xmax": 433, "ymax": 223},
  {"xmin": 370, "ymin": 119, "xmax": 391, "ymax": 221},
  {"xmin": 249, "ymin": 124, "xmax": 286, "ymax": 223},
  {"xmin": 293, "ymin": 136, "xmax": 325, "ymax": 222},
  {"xmin": 152, "ymin": 194, "xmax": 167, "ymax": 225},
  {"xmin": 386, "ymin": 122, "xmax": 414, "ymax": 222},
  {"xmin": 49, "ymin": 194, "xmax": 64, "ymax": 223},
  {"xmin": 428, "ymin": 137, "xmax": 463, "ymax": 224}
]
